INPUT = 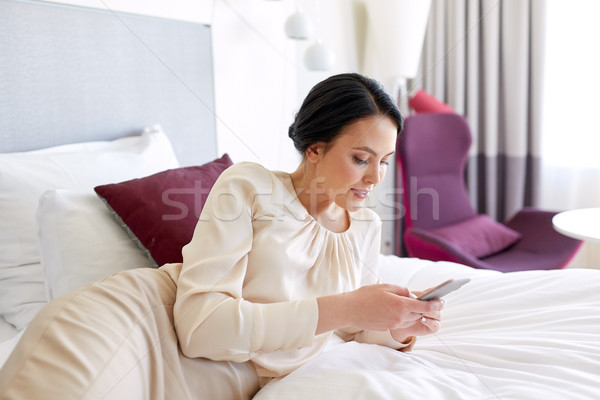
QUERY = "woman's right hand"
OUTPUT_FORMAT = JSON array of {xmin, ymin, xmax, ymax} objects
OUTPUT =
[{"xmin": 316, "ymin": 284, "xmax": 444, "ymax": 336}]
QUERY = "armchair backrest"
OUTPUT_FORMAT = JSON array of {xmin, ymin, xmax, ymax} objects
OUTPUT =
[{"xmin": 396, "ymin": 113, "xmax": 476, "ymax": 230}]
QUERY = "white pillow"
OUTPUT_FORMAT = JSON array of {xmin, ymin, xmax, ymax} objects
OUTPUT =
[
  {"xmin": 0, "ymin": 125, "xmax": 179, "ymax": 330},
  {"xmin": 37, "ymin": 190, "xmax": 152, "ymax": 300}
]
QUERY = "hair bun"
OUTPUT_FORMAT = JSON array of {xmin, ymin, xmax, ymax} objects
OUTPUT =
[{"xmin": 288, "ymin": 123, "xmax": 301, "ymax": 152}]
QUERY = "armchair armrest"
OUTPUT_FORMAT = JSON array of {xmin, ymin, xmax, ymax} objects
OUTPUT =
[{"xmin": 503, "ymin": 207, "xmax": 582, "ymax": 261}]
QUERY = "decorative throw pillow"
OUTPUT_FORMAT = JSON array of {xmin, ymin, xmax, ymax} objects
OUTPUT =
[
  {"xmin": 0, "ymin": 125, "xmax": 179, "ymax": 330},
  {"xmin": 408, "ymin": 89, "xmax": 456, "ymax": 114},
  {"xmin": 94, "ymin": 154, "xmax": 233, "ymax": 267},
  {"xmin": 430, "ymin": 214, "xmax": 522, "ymax": 258}
]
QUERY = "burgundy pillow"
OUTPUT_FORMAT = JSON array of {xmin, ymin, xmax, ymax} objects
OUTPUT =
[
  {"xmin": 408, "ymin": 89, "xmax": 456, "ymax": 114},
  {"xmin": 430, "ymin": 214, "xmax": 522, "ymax": 258},
  {"xmin": 94, "ymin": 154, "xmax": 233, "ymax": 267}
]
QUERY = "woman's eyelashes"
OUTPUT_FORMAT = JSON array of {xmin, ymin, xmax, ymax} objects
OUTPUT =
[
  {"xmin": 352, "ymin": 155, "xmax": 390, "ymax": 166},
  {"xmin": 353, "ymin": 155, "xmax": 368, "ymax": 165}
]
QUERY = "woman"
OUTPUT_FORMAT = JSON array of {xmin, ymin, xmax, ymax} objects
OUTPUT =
[
  {"xmin": 0, "ymin": 73, "xmax": 442, "ymax": 400},
  {"xmin": 174, "ymin": 73, "xmax": 443, "ymax": 384}
]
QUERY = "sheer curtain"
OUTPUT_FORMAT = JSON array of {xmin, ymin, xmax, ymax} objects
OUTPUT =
[{"xmin": 540, "ymin": 0, "xmax": 600, "ymax": 268}]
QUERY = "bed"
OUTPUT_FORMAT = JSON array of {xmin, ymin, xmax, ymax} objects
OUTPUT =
[{"xmin": 1, "ymin": 1, "xmax": 599, "ymax": 399}]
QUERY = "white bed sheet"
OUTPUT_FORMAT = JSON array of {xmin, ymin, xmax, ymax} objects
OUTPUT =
[{"xmin": 255, "ymin": 256, "xmax": 600, "ymax": 400}]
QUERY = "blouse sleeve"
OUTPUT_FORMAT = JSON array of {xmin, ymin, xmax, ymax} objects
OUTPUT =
[
  {"xmin": 173, "ymin": 164, "xmax": 318, "ymax": 363},
  {"xmin": 336, "ymin": 213, "xmax": 416, "ymax": 351}
]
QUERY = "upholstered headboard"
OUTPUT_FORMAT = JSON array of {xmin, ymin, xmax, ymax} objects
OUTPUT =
[{"xmin": 0, "ymin": 0, "xmax": 217, "ymax": 166}]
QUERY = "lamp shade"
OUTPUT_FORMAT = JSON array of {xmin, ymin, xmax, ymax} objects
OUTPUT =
[
  {"xmin": 285, "ymin": 10, "xmax": 313, "ymax": 40},
  {"xmin": 304, "ymin": 40, "xmax": 335, "ymax": 71},
  {"xmin": 365, "ymin": 0, "xmax": 432, "ymax": 85}
]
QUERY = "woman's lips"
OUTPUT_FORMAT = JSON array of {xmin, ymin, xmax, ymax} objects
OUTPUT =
[{"xmin": 351, "ymin": 188, "xmax": 370, "ymax": 199}]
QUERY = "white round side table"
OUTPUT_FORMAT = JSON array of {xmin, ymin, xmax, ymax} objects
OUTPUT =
[{"xmin": 552, "ymin": 208, "xmax": 600, "ymax": 242}]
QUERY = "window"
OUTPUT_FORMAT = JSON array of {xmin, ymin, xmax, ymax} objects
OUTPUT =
[{"xmin": 540, "ymin": 0, "xmax": 600, "ymax": 209}]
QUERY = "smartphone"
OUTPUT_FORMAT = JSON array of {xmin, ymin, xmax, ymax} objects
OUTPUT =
[{"xmin": 416, "ymin": 278, "xmax": 471, "ymax": 301}]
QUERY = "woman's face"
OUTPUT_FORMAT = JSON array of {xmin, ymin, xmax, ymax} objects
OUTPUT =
[{"xmin": 311, "ymin": 114, "xmax": 398, "ymax": 212}]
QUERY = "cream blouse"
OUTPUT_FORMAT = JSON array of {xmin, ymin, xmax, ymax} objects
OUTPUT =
[{"xmin": 173, "ymin": 162, "xmax": 410, "ymax": 379}]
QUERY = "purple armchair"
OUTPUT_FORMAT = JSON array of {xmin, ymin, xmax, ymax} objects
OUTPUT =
[{"xmin": 395, "ymin": 113, "xmax": 582, "ymax": 272}]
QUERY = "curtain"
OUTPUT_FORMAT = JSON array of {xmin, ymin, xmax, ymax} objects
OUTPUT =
[{"xmin": 412, "ymin": 0, "xmax": 547, "ymax": 222}]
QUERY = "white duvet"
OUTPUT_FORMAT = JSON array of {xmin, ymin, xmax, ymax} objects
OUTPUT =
[
  {"xmin": 1, "ymin": 256, "xmax": 598, "ymax": 399},
  {"xmin": 255, "ymin": 256, "xmax": 600, "ymax": 400}
]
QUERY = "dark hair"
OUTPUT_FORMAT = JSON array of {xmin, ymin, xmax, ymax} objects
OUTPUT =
[{"xmin": 288, "ymin": 73, "xmax": 404, "ymax": 155}]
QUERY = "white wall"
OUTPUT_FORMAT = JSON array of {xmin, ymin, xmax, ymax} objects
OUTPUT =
[{"xmin": 211, "ymin": 0, "xmax": 300, "ymax": 172}]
